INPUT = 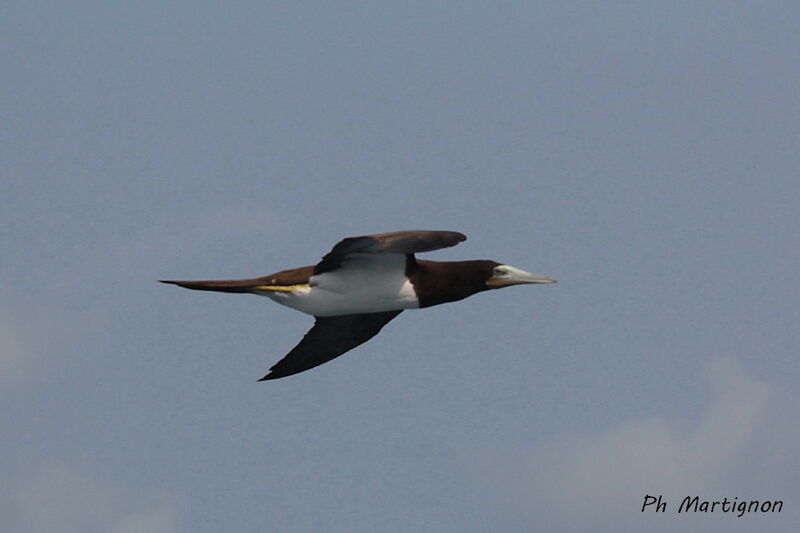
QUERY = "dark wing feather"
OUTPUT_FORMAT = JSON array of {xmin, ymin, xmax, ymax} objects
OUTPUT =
[
  {"xmin": 159, "ymin": 277, "xmax": 269, "ymax": 293},
  {"xmin": 258, "ymin": 310, "xmax": 403, "ymax": 380},
  {"xmin": 159, "ymin": 266, "xmax": 314, "ymax": 293},
  {"xmin": 315, "ymin": 230, "xmax": 466, "ymax": 274}
]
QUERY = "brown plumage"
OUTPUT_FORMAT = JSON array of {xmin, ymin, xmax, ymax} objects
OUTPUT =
[{"xmin": 160, "ymin": 230, "xmax": 556, "ymax": 380}]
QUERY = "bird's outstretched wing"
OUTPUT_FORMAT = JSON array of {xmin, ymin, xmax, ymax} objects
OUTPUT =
[
  {"xmin": 314, "ymin": 230, "xmax": 466, "ymax": 274},
  {"xmin": 259, "ymin": 310, "xmax": 403, "ymax": 380}
]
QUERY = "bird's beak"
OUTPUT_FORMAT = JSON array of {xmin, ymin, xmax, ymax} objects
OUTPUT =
[{"xmin": 486, "ymin": 265, "xmax": 558, "ymax": 288}]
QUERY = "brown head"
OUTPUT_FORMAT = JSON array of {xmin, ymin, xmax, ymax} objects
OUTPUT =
[{"xmin": 411, "ymin": 259, "xmax": 556, "ymax": 308}]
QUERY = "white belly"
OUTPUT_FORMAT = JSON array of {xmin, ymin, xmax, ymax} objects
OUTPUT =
[{"xmin": 260, "ymin": 253, "xmax": 420, "ymax": 316}]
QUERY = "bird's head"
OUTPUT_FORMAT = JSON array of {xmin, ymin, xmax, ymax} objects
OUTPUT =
[{"xmin": 484, "ymin": 262, "xmax": 557, "ymax": 289}]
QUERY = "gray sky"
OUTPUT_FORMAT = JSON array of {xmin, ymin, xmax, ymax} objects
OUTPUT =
[{"xmin": 3, "ymin": 1, "xmax": 799, "ymax": 531}]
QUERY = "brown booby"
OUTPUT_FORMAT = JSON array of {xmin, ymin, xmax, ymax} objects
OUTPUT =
[{"xmin": 160, "ymin": 230, "xmax": 556, "ymax": 380}]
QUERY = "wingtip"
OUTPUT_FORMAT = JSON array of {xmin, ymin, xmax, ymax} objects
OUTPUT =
[{"xmin": 441, "ymin": 230, "xmax": 467, "ymax": 246}]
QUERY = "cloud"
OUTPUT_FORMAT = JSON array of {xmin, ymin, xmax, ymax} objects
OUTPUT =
[
  {"xmin": 7, "ymin": 463, "xmax": 180, "ymax": 533},
  {"xmin": 480, "ymin": 359, "xmax": 798, "ymax": 532},
  {"xmin": 0, "ymin": 313, "xmax": 37, "ymax": 386},
  {"xmin": 0, "ymin": 304, "xmax": 109, "ymax": 389}
]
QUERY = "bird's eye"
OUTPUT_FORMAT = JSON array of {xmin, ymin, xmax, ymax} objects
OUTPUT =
[{"xmin": 493, "ymin": 267, "xmax": 504, "ymax": 276}]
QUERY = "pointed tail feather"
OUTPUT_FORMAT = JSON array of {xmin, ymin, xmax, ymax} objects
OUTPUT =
[{"xmin": 159, "ymin": 278, "xmax": 264, "ymax": 293}]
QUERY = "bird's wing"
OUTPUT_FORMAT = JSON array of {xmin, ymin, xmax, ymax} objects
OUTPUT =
[
  {"xmin": 259, "ymin": 310, "xmax": 403, "ymax": 380},
  {"xmin": 314, "ymin": 230, "xmax": 466, "ymax": 274},
  {"xmin": 159, "ymin": 266, "xmax": 314, "ymax": 293}
]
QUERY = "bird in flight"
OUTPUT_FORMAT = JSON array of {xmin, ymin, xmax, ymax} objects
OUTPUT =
[{"xmin": 161, "ymin": 230, "xmax": 556, "ymax": 380}]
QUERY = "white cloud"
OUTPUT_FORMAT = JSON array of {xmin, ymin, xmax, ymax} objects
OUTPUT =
[
  {"xmin": 110, "ymin": 506, "xmax": 180, "ymax": 533},
  {"xmin": 0, "ymin": 314, "xmax": 36, "ymax": 386},
  {"xmin": 481, "ymin": 359, "xmax": 798, "ymax": 532},
  {"xmin": 0, "ymin": 305, "xmax": 107, "ymax": 389},
  {"xmin": 8, "ymin": 463, "xmax": 180, "ymax": 533}
]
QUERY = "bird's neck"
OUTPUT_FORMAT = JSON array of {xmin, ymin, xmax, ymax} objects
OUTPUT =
[{"xmin": 409, "ymin": 259, "xmax": 492, "ymax": 308}]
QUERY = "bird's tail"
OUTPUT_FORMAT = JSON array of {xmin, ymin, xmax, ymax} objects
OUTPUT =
[{"xmin": 159, "ymin": 278, "xmax": 264, "ymax": 293}]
